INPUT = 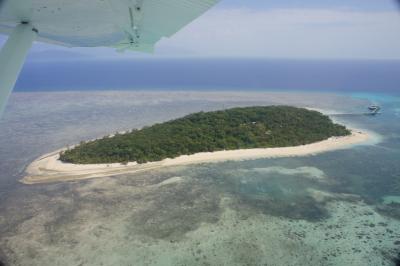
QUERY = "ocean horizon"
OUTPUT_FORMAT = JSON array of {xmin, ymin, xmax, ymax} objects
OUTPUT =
[{"xmin": 15, "ymin": 58, "xmax": 400, "ymax": 95}]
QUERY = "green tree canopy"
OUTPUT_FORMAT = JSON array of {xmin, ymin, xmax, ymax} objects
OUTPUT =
[{"xmin": 60, "ymin": 106, "xmax": 350, "ymax": 164}]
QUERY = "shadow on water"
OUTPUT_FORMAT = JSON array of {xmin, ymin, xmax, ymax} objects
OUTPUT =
[
  {"xmin": 395, "ymin": 256, "xmax": 400, "ymax": 266},
  {"xmin": 390, "ymin": 249, "xmax": 400, "ymax": 266},
  {"xmin": 0, "ymin": 249, "xmax": 7, "ymax": 266}
]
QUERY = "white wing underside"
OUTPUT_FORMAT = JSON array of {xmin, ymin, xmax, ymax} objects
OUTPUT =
[{"xmin": 0, "ymin": 0, "xmax": 219, "ymax": 52}]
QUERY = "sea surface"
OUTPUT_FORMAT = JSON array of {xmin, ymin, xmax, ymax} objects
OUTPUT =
[
  {"xmin": 15, "ymin": 58, "xmax": 400, "ymax": 93},
  {"xmin": 0, "ymin": 89, "xmax": 399, "ymax": 265}
]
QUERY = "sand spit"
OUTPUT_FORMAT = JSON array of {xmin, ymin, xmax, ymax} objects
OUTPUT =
[{"xmin": 22, "ymin": 130, "xmax": 372, "ymax": 185}]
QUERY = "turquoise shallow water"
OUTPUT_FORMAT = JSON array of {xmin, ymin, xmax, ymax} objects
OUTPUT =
[
  {"xmin": 0, "ymin": 91, "xmax": 399, "ymax": 265},
  {"xmin": 350, "ymin": 92, "xmax": 400, "ymax": 104}
]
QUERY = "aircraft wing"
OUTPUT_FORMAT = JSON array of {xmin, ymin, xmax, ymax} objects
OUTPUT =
[
  {"xmin": 0, "ymin": 0, "xmax": 220, "ymax": 52},
  {"xmin": 0, "ymin": 0, "xmax": 220, "ymax": 116}
]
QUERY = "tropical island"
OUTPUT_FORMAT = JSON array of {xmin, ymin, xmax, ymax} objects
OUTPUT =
[
  {"xmin": 22, "ymin": 106, "xmax": 371, "ymax": 184},
  {"xmin": 59, "ymin": 106, "xmax": 350, "ymax": 164}
]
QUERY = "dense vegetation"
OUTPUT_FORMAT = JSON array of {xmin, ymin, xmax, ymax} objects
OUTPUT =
[{"xmin": 60, "ymin": 106, "xmax": 350, "ymax": 164}]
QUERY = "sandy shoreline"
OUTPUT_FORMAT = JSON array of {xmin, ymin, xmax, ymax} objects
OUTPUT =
[{"xmin": 22, "ymin": 129, "xmax": 373, "ymax": 184}]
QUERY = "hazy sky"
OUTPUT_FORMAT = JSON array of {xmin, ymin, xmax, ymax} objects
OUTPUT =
[{"xmin": 1, "ymin": 0, "xmax": 400, "ymax": 60}]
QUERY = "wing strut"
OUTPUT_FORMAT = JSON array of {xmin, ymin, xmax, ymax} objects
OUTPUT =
[{"xmin": 0, "ymin": 23, "xmax": 37, "ymax": 116}]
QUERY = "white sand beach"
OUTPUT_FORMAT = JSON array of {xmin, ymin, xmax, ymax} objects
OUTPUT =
[{"xmin": 22, "ymin": 129, "xmax": 372, "ymax": 184}]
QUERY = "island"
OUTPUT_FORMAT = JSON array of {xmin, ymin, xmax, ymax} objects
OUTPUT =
[
  {"xmin": 60, "ymin": 106, "xmax": 350, "ymax": 164},
  {"xmin": 22, "ymin": 106, "xmax": 371, "ymax": 184}
]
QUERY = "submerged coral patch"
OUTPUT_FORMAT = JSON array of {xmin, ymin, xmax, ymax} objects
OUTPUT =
[
  {"xmin": 248, "ymin": 166, "xmax": 328, "ymax": 181},
  {"xmin": 196, "ymin": 165, "xmax": 334, "ymax": 221},
  {"xmin": 127, "ymin": 179, "xmax": 222, "ymax": 241}
]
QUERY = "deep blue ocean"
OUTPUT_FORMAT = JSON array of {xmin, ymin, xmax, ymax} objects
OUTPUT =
[{"xmin": 15, "ymin": 58, "xmax": 400, "ymax": 94}]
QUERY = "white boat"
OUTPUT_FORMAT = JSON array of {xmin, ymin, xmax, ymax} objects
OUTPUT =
[{"xmin": 368, "ymin": 105, "xmax": 381, "ymax": 115}]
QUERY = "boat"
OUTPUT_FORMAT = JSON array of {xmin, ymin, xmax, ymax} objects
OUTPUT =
[{"xmin": 368, "ymin": 105, "xmax": 381, "ymax": 115}]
